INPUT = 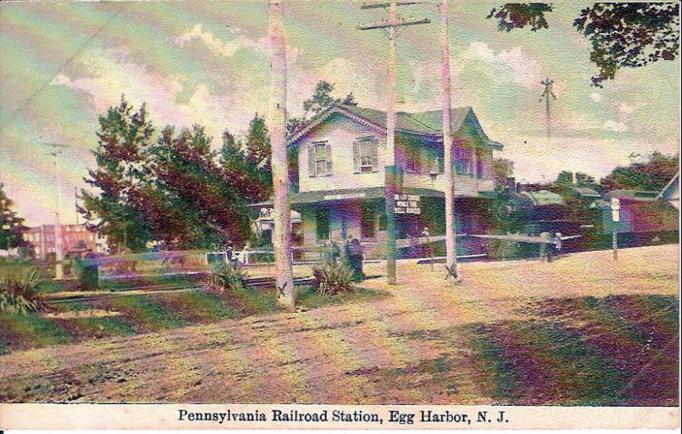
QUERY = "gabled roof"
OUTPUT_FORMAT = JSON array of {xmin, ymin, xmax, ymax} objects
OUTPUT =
[
  {"xmin": 517, "ymin": 190, "xmax": 564, "ymax": 206},
  {"xmin": 604, "ymin": 190, "xmax": 660, "ymax": 202},
  {"xmin": 288, "ymin": 103, "xmax": 503, "ymax": 150},
  {"xmin": 571, "ymin": 187, "xmax": 602, "ymax": 198}
]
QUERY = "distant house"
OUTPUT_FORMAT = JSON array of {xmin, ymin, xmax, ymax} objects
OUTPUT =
[
  {"xmin": 284, "ymin": 103, "xmax": 504, "ymax": 259},
  {"xmin": 23, "ymin": 224, "xmax": 107, "ymax": 259},
  {"xmin": 602, "ymin": 190, "xmax": 678, "ymax": 234}
]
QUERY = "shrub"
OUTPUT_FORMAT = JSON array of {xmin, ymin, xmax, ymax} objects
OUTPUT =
[
  {"xmin": 207, "ymin": 263, "xmax": 249, "ymax": 293},
  {"xmin": 0, "ymin": 267, "xmax": 44, "ymax": 314},
  {"xmin": 312, "ymin": 262, "xmax": 355, "ymax": 296}
]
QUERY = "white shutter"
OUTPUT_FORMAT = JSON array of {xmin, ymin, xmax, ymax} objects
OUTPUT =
[
  {"xmin": 353, "ymin": 141, "xmax": 360, "ymax": 173},
  {"xmin": 371, "ymin": 139, "xmax": 379, "ymax": 172},
  {"xmin": 325, "ymin": 143, "xmax": 332, "ymax": 176},
  {"xmin": 308, "ymin": 143, "xmax": 316, "ymax": 177}
]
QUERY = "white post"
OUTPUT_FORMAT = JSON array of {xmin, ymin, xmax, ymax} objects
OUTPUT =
[
  {"xmin": 40, "ymin": 224, "xmax": 46, "ymax": 260},
  {"xmin": 53, "ymin": 151, "xmax": 64, "ymax": 280},
  {"xmin": 268, "ymin": 0, "xmax": 295, "ymax": 308},
  {"xmin": 440, "ymin": 0, "xmax": 458, "ymax": 280}
]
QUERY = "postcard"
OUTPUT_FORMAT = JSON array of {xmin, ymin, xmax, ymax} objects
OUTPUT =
[{"xmin": 0, "ymin": 0, "xmax": 679, "ymax": 430}]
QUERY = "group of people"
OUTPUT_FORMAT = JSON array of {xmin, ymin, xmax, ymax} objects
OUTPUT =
[{"xmin": 324, "ymin": 236, "xmax": 365, "ymax": 281}]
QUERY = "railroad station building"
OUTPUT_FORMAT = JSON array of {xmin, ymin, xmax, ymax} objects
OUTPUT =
[{"xmin": 283, "ymin": 103, "xmax": 505, "ymax": 259}]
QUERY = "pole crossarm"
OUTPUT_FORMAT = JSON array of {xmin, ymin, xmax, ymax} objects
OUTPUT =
[
  {"xmin": 357, "ymin": 18, "xmax": 430, "ymax": 30},
  {"xmin": 361, "ymin": 1, "xmax": 427, "ymax": 9}
]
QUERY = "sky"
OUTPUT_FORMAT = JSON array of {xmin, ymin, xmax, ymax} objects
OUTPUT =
[{"xmin": 0, "ymin": 0, "xmax": 679, "ymax": 226}]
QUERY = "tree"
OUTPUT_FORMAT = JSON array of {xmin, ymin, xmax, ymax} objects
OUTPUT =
[
  {"xmin": 492, "ymin": 158, "xmax": 515, "ymax": 188},
  {"xmin": 80, "ymin": 95, "xmax": 154, "ymax": 252},
  {"xmin": 600, "ymin": 151, "xmax": 679, "ymax": 192},
  {"xmin": 146, "ymin": 125, "xmax": 254, "ymax": 249},
  {"xmin": 287, "ymin": 80, "xmax": 358, "ymax": 136},
  {"xmin": 220, "ymin": 129, "xmax": 272, "ymax": 203},
  {"xmin": 81, "ymin": 97, "xmax": 274, "ymax": 252},
  {"xmin": 0, "ymin": 183, "xmax": 29, "ymax": 252},
  {"xmin": 488, "ymin": 3, "xmax": 680, "ymax": 86},
  {"xmin": 554, "ymin": 170, "xmax": 600, "ymax": 191},
  {"xmin": 245, "ymin": 114, "xmax": 272, "ymax": 168}
]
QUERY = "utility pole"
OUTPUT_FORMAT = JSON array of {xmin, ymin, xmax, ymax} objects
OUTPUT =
[
  {"xmin": 268, "ymin": 0, "xmax": 295, "ymax": 308},
  {"xmin": 439, "ymin": 0, "xmax": 459, "ymax": 281},
  {"xmin": 358, "ymin": 1, "xmax": 430, "ymax": 285},
  {"xmin": 539, "ymin": 77, "xmax": 556, "ymax": 146},
  {"xmin": 45, "ymin": 143, "xmax": 68, "ymax": 280}
]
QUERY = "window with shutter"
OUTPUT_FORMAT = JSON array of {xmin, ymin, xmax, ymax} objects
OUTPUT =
[
  {"xmin": 354, "ymin": 137, "xmax": 378, "ymax": 174},
  {"xmin": 311, "ymin": 141, "xmax": 330, "ymax": 176}
]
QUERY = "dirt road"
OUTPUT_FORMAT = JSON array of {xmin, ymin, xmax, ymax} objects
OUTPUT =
[{"xmin": 0, "ymin": 245, "xmax": 678, "ymax": 405}]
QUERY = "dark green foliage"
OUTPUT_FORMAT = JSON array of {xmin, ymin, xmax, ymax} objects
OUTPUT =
[
  {"xmin": 487, "ymin": 3, "xmax": 553, "ymax": 32},
  {"xmin": 0, "ymin": 183, "xmax": 30, "ymax": 254},
  {"xmin": 287, "ymin": 80, "xmax": 358, "ymax": 135},
  {"xmin": 0, "ymin": 267, "xmax": 43, "ymax": 314},
  {"xmin": 574, "ymin": 3, "xmax": 680, "ymax": 86},
  {"xmin": 80, "ymin": 95, "xmax": 155, "ymax": 252},
  {"xmin": 207, "ymin": 263, "xmax": 249, "ymax": 293},
  {"xmin": 312, "ymin": 261, "xmax": 355, "ymax": 295},
  {"xmin": 489, "ymin": 3, "xmax": 680, "ymax": 86},
  {"xmin": 492, "ymin": 158, "xmax": 514, "ymax": 189},
  {"xmin": 147, "ymin": 125, "xmax": 254, "ymax": 248},
  {"xmin": 600, "ymin": 151, "xmax": 679, "ymax": 192},
  {"xmin": 81, "ymin": 96, "xmax": 272, "ymax": 251},
  {"xmin": 107, "ymin": 295, "xmax": 187, "ymax": 331}
]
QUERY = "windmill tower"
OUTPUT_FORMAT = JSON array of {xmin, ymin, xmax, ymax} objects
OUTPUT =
[{"xmin": 539, "ymin": 77, "xmax": 556, "ymax": 145}]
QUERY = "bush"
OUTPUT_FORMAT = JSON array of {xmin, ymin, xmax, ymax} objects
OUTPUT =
[
  {"xmin": 207, "ymin": 263, "xmax": 249, "ymax": 292},
  {"xmin": 0, "ymin": 267, "xmax": 44, "ymax": 314},
  {"xmin": 312, "ymin": 262, "xmax": 355, "ymax": 296}
]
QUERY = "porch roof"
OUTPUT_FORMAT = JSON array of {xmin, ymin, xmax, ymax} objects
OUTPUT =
[
  {"xmin": 290, "ymin": 187, "xmax": 443, "ymax": 205},
  {"xmin": 249, "ymin": 187, "xmax": 495, "ymax": 207}
]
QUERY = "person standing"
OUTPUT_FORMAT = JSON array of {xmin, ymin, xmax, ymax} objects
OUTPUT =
[
  {"xmin": 348, "ymin": 237, "xmax": 364, "ymax": 281},
  {"xmin": 330, "ymin": 239, "xmax": 341, "ymax": 264}
]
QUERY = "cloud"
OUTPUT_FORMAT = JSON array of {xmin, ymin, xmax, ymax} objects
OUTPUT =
[
  {"xmin": 48, "ymin": 47, "xmax": 254, "ymax": 142},
  {"xmin": 175, "ymin": 24, "xmax": 268, "ymax": 58},
  {"xmin": 288, "ymin": 56, "xmax": 380, "ymax": 116},
  {"xmin": 617, "ymin": 101, "xmax": 635, "ymax": 115},
  {"xmin": 589, "ymin": 92, "xmax": 602, "ymax": 102},
  {"xmin": 603, "ymin": 120, "xmax": 629, "ymax": 132},
  {"xmin": 461, "ymin": 42, "xmax": 543, "ymax": 90}
]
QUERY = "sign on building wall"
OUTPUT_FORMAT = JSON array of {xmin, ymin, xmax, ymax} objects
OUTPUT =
[{"xmin": 394, "ymin": 194, "xmax": 421, "ymax": 215}]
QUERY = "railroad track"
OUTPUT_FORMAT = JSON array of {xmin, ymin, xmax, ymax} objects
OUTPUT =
[{"xmin": 46, "ymin": 276, "xmax": 315, "ymax": 305}]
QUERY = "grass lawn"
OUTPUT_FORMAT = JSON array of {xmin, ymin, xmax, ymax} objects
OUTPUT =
[{"xmin": 0, "ymin": 280, "xmax": 386, "ymax": 354}]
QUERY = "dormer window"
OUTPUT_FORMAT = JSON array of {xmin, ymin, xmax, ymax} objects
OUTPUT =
[{"xmin": 353, "ymin": 136, "xmax": 378, "ymax": 173}]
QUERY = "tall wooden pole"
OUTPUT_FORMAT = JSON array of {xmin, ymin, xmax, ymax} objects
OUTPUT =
[
  {"xmin": 268, "ymin": 0, "xmax": 295, "ymax": 308},
  {"xmin": 385, "ymin": 1, "xmax": 398, "ymax": 285},
  {"xmin": 540, "ymin": 77, "xmax": 555, "ymax": 147},
  {"xmin": 358, "ymin": 1, "xmax": 429, "ymax": 285},
  {"xmin": 440, "ymin": 0, "xmax": 458, "ymax": 280}
]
